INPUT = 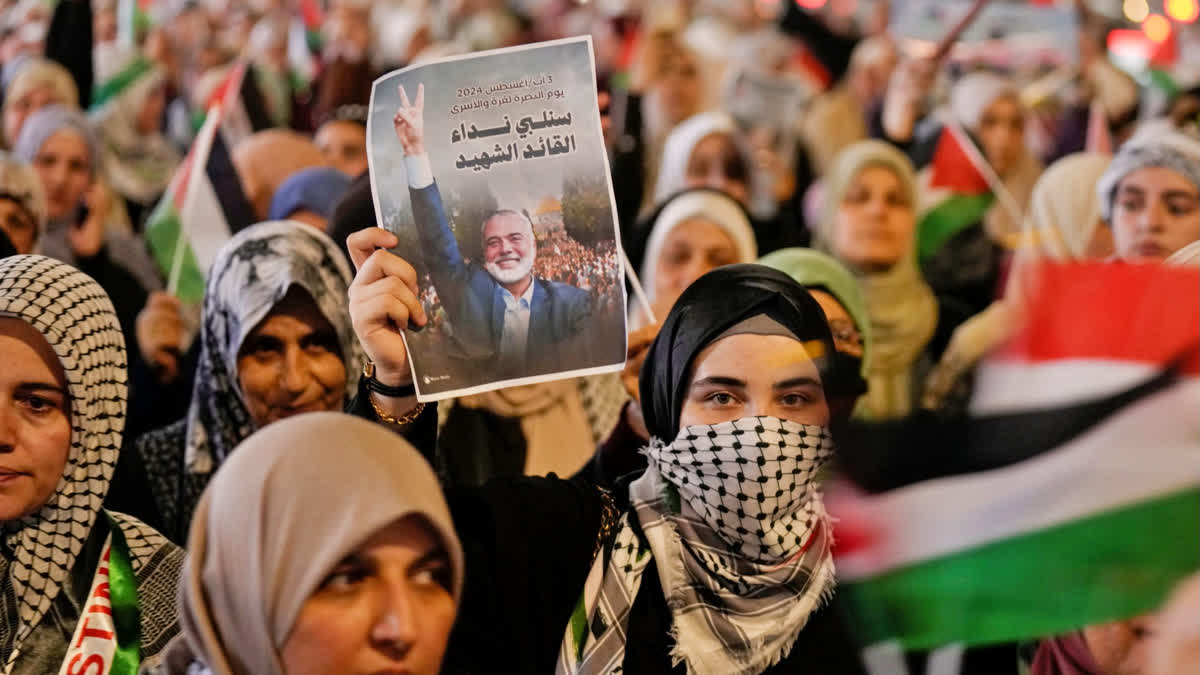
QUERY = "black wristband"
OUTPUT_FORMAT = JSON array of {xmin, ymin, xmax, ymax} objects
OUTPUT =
[
  {"xmin": 362, "ymin": 361, "xmax": 416, "ymax": 398},
  {"xmin": 365, "ymin": 375, "xmax": 416, "ymax": 398}
]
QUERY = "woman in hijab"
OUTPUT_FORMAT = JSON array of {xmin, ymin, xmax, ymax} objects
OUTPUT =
[
  {"xmin": 1, "ymin": 57, "xmax": 78, "ymax": 149},
  {"xmin": 636, "ymin": 187, "xmax": 758, "ymax": 326},
  {"xmin": 13, "ymin": 104, "xmax": 161, "ymax": 335},
  {"xmin": 131, "ymin": 221, "xmax": 366, "ymax": 543},
  {"xmin": 609, "ymin": 28, "xmax": 708, "ymax": 231},
  {"xmin": 348, "ymin": 224, "xmax": 867, "ymax": 672},
  {"xmin": 758, "ymin": 247, "xmax": 872, "ymax": 417},
  {"xmin": 1095, "ymin": 120, "xmax": 1200, "ymax": 263},
  {"xmin": 0, "ymin": 255, "xmax": 182, "ymax": 673},
  {"xmin": 0, "ymin": 151, "xmax": 47, "ymax": 255},
  {"xmin": 153, "ymin": 412, "xmax": 463, "ymax": 675},
  {"xmin": 232, "ymin": 129, "xmax": 327, "ymax": 221},
  {"xmin": 267, "ymin": 166, "xmax": 352, "ymax": 231},
  {"xmin": 918, "ymin": 72, "xmax": 1043, "ymax": 317},
  {"xmin": 815, "ymin": 140, "xmax": 938, "ymax": 419},
  {"xmin": 89, "ymin": 44, "xmax": 181, "ymax": 227}
]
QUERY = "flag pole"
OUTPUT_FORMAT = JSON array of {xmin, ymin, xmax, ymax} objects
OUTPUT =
[
  {"xmin": 167, "ymin": 106, "xmax": 221, "ymax": 295},
  {"xmin": 619, "ymin": 245, "xmax": 656, "ymax": 326},
  {"xmin": 943, "ymin": 118, "xmax": 1026, "ymax": 235}
]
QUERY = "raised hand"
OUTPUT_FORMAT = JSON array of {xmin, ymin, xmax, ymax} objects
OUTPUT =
[
  {"xmin": 136, "ymin": 291, "xmax": 184, "ymax": 384},
  {"xmin": 392, "ymin": 82, "xmax": 426, "ymax": 157},
  {"xmin": 347, "ymin": 227, "xmax": 428, "ymax": 390}
]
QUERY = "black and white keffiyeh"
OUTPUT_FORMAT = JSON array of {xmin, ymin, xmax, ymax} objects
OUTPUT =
[
  {"xmin": 558, "ymin": 416, "xmax": 837, "ymax": 675},
  {"xmin": 0, "ymin": 255, "xmax": 182, "ymax": 670},
  {"xmin": 182, "ymin": 220, "xmax": 362, "ymax": 476}
]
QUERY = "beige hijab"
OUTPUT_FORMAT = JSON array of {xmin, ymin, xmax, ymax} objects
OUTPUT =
[
  {"xmin": 178, "ymin": 412, "xmax": 463, "ymax": 675},
  {"xmin": 816, "ymin": 140, "xmax": 937, "ymax": 419},
  {"xmin": 457, "ymin": 380, "xmax": 599, "ymax": 477}
]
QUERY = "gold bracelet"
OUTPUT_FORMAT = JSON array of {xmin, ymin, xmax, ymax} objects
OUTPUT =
[{"xmin": 369, "ymin": 394, "xmax": 426, "ymax": 427}]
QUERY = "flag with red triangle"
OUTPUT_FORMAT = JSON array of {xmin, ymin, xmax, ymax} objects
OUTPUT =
[{"xmin": 915, "ymin": 127, "xmax": 995, "ymax": 263}]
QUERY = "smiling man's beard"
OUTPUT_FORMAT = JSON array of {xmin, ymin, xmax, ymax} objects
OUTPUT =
[{"xmin": 485, "ymin": 251, "xmax": 535, "ymax": 285}]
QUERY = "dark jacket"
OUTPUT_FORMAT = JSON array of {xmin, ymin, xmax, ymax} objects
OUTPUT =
[{"xmin": 410, "ymin": 182, "xmax": 592, "ymax": 376}]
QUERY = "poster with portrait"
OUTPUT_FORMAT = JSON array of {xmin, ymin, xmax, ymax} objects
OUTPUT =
[{"xmin": 367, "ymin": 36, "xmax": 627, "ymax": 401}]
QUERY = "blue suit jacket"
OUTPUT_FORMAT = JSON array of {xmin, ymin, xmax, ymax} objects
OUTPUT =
[{"xmin": 411, "ymin": 182, "xmax": 592, "ymax": 375}]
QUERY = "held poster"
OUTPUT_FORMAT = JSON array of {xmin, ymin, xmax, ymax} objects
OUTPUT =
[{"xmin": 366, "ymin": 36, "xmax": 627, "ymax": 401}]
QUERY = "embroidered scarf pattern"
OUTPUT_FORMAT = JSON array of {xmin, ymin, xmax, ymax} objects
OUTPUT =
[{"xmin": 558, "ymin": 416, "xmax": 837, "ymax": 675}]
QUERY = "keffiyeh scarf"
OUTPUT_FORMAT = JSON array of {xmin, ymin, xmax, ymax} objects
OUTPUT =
[
  {"xmin": 184, "ymin": 221, "xmax": 362, "ymax": 476},
  {"xmin": 0, "ymin": 256, "xmax": 181, "ymax": 670},
  {"xmin": 558, "ymin": 416, "xmax": 836, "ymax": 675}
]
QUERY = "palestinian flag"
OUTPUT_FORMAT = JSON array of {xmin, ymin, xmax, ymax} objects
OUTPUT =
[
  {"xmin": 915, "ymin": 127, "xmax": 994, "ymax": 263},
  {"xmin": 831, "ymin": 261, "xmax": 1200, "ymax": 651},
  {"xmin": 299, "ymin": 0, "xmax": 325, "ymax": 52},
  {"xmin": 193, "ymin": 61, "xmax": 275, "ymax": 147},
  {"xmin": 144, "ymin": 110, "xmax": 256, "ymax": 303}
]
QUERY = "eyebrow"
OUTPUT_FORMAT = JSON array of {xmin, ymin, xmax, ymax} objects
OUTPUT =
[
  {"xmin": 1163, "ymin": 190, "xmax": 1199, "ymax": 201},
  {"xmin": 15, "ymin": 382, "xmax": 66, "ymax": 395},
  {"xmin": 691, "ymin": 376, "xmax": 746, "ymax": 389},
  {"xmin": 773, "ymin": 377, "xmax": 822, "ymax": 390}
]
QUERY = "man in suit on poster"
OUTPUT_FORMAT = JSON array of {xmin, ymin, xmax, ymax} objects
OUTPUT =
[{"xmin": 392, "ymin": 83, "xmax": 592, "ymax": 377}]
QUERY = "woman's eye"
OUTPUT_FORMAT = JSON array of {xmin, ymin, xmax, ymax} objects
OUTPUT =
[
  {"xmin": 780, "ymin": 393, "xmax": 812, "ymax": 407},
  {"xmin": 706, "ymin": 392, "xmax": 736, "ymax": 406},
  {"xmin": 21, "ymin": 395, "xmax": 59, "ymax": 414},
  {"xmin": 320, "ymin": 566, "xmax": 368, "ymax": 591}
]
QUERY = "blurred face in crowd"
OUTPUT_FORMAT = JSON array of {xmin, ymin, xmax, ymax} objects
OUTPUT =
[
  {"xmin": 31, "ymin": 130, "xmax": 91, "ymax": 221},
  {"xmin": 653, "ymin": 218, "xmax": 738, "ymax": 318},
  {"xmin": 976, "ymin": 94, "xmax": 1025, "ymax": 177},
  {"xmin": 0, "ymin": 198, "xmax": 37, "ymax": 254},
  {"xmin": 0, "ymin": 318, "xmax": 70, "ymax": 522},
  {"xmin": 833, "ymin": 164, "xmax": 915, "ymax": 272},
  {"xmin": 1083, "ymin": 615, "xmax": 1156, "ymax": 675},
  {"xmin": 4, "ymin": 85, "xmax": 69, "ymax": 148},
  {"xmin": 686, "ymin": 133, "xmax": 750, "ymax": 205},
  {"xmin": 137, "ymin": 83, "xmax": 168, "ymax": 135},
  {"xmin": 315, "ymin": 120, "xmax": 368, "ymax": 177},
  {"xmin": 680, "ymin": 333, "xmax": 830, "ymax": 429},
  {"xmin": 93, "ymin": 7, "xmax": 118, "ymax": 44},
  {"xmin": 236, "ymin": 287, "xmax": 346, "ymax": 429},
  {"xmin": 649, "ymin": 45, "xmax": 702, "ymax": 126},
  {"xmin": 808, "ymin": 290, "xmax": 863, "ymax": 359},
  {"xmin": 280, "ymin": 515, "xmax": 457, "ymax": 675},
  {"xmin": 1111, "ymin": 167, "xmax": 1200, "ymax": 262},
  {"xmin": 481, "ymin": 212, "xmax": 535, "ymax": 287}
]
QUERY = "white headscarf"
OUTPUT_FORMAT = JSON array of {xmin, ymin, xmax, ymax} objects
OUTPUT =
[
  {"xmin": 639, "ymin": 189, "xmax": 757, "ymax": 311},
  {"xmin": 1022, "ymin": 152, "xmax": 1112, "ymax": 260},
  {"xmin": 652, "ymin": 111, "xmax": 739, "ymax": 204}
]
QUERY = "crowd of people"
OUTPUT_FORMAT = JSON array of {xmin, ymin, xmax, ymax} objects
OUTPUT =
[{"xmin": 0, "ymin": 0, "xmax": 1196, "ymax": 673}]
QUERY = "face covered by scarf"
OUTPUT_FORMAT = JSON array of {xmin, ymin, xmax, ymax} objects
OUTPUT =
[
  {"xmin": 184, "ymin": 220, "xmax": 362, "ymax": 476},
  {"xmin": 0, "ymin": 255, "xmax": 181, "ymax": 669},
  {"xmin": 559, "ymin": 264, "xmax": 842, "ymax": 675}
]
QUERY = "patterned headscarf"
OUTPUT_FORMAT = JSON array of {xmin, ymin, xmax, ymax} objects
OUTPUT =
[
  {"xmin": 184, "ymin": 220, "xmax": 362, "ymax": 476},
  {"xmin": 0, "ymin": 255, "xmax": 181, "ymax": 668}
]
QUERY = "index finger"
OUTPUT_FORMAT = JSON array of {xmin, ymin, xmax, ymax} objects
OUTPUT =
[
  {"xmin": 348, "ymin": 227, "xmax": 399, "ymax": 271},
  {"xmin": 415, "ymin": 82, "xmax": 424, "ymax": 109},
  {"xmin": 398, "ymin": 84, "xmax": 411, "ymax": 108}
]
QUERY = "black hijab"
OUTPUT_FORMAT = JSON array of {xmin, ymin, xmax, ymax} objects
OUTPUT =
[{"xmin": 638, "ymin": 263, "xmax": 838, "ymax": 441}]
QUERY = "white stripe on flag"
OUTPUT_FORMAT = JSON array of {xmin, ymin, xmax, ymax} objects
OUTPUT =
[
  {"xmin": 186, "ymin": 167, "xmax": 233, "ymax": 274},
  {"xmin": 836, "ymin": 379, "xmax": 1200, "ymax": 580},
  {"xmin": 970, "ymin": 359, "xmax": 1159, "ymax": 415}
]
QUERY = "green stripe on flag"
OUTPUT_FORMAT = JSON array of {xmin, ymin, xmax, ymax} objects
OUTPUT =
[
  {"xmin": 841, "ymin": 488, "xmax": 1200, "ymax": 650},
  {"xmin": 91, "ymin": 57, "xmax": 154, "ymax": 110},
  {"xmin": 917, "ymin": 193, "xmax": 994, "ymax": 263},
  {"xmin": 144, "ymin": 199, "xmax": 206, "ymax": 303}
]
